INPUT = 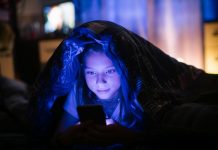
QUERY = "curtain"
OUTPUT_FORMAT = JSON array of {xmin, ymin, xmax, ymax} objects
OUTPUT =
[
  {"xmin": 146, "ymin": 0, "xmax": 203, "ymax": 69},
  {"xmin": 73, "ymin": 0, "xmax": 203, "ymax": 69}
]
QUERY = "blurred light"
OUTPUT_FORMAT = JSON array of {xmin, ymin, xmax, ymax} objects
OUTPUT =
[{"xmin": 176, "ymin": 57, "xmax": 184, "ymax": 63}]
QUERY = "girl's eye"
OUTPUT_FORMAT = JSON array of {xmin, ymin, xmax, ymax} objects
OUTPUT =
[
  {"xmin": 85, "ymin": 71, "xmax": 96, "ymax": 76},
  {"xmin": 105, "ymin": 69, "xmax": 116, "ymax": 75}
]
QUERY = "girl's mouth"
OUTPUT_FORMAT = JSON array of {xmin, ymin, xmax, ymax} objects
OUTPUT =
[{"xmin": 97, "ymin": 89, "xmax": 109, "ymax": 93}]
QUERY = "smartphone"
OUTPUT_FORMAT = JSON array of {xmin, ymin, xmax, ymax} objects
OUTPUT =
[{"xmin": 77, "ymin": 104, "xmax": 106, "ymax": 125}]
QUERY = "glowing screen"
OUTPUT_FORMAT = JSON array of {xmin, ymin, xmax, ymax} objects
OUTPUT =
[{"xmin": 43, "ymin": 1, "xmax": 75, "ymax": 35}]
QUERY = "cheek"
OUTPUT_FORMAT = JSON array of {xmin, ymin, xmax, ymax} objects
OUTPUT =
[
  {"xmin": 85, "ymin": 76, "xmax": 95, "ymax": 89},
  {"xmin": 110, "ymin": 76, "xmax": 121, "ymax": 88}
]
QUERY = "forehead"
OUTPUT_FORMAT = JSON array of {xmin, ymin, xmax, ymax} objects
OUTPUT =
[{"xmin": 84, "ymin": 51, "xmax": 114, "ymax": 68}]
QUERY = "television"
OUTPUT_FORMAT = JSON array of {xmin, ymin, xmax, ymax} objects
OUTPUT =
[{"xmin": 43, "ymin": 1, "xmax": 75, "ymax": 37}]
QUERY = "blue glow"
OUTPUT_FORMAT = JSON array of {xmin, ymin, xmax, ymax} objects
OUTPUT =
[{"xmin": 45, "ymin": 26, "xmax": 145, "ymax": 130}]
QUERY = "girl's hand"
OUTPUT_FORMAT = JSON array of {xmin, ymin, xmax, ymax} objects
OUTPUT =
[
  {"xmin": 53, "ymin": 121, "xmax": 96, "ymax": 146},
  {"xmin": 53, "ymin": 120, "xmax": 144, "ymax": 147},
  {"xmin": 84, "ymin": 122, "xmax": 144, "ymax": 145}
]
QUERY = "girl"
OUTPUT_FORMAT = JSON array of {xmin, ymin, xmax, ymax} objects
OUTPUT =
[{"xmin": 53, "ymin": 41, "xmax": 147, "ymax": 148}]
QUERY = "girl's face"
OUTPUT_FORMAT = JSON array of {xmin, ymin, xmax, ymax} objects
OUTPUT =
[{"xmin": 84, "ymin": 51, "xmax": 121, "ymax": 100}]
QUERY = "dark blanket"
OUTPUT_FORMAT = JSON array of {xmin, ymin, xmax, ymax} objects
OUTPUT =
[{"xmin": 29, "ymin": 20, "xmax": 218, "ymax": 147}]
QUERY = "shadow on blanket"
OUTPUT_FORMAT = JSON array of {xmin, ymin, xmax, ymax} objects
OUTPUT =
[{"xmin": 1, "ymin": 74, "xmax": 218, "ymax": 149}]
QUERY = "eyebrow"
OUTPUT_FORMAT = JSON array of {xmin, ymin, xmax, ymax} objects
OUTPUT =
[{"xmin": 84, "ymin": 66, "xmax": 115, "ymax": 69}]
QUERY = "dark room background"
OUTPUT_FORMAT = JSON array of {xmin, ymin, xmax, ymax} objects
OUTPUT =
[{"xmin": 0, "ymin": 0, "xmax": 218, "ymax": 85}]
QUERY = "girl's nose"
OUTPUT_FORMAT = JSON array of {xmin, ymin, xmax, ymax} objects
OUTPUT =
[{"xmin": 96, "ymin": 74, "xmax": 107, "ymax": 84}]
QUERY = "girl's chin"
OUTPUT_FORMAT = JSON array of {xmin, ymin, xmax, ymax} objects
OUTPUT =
[
  {"xmin": 96, "ymin": 94, "xmax": 112, "ymax": 100},
  {"xmin": 95, "ymin": 92, "xmax": 111, "ymax": 100},
  {"xmin": 97, "ymin": 96, "xmax": 111, "ymax": 100},
  {"xmin": 95, "ymin": 91, "xmax": 120, "ymax": 100}
]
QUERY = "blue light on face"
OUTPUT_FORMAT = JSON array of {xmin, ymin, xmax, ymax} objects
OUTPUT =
[{"xmin": 84, "ymin": 51, "xmax": 121, "ymax": 100}]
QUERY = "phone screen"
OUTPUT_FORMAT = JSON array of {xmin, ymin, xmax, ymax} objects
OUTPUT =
[{"xmin": 77, "ymin": 104, "xmax": 106, "ymax": 125}]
